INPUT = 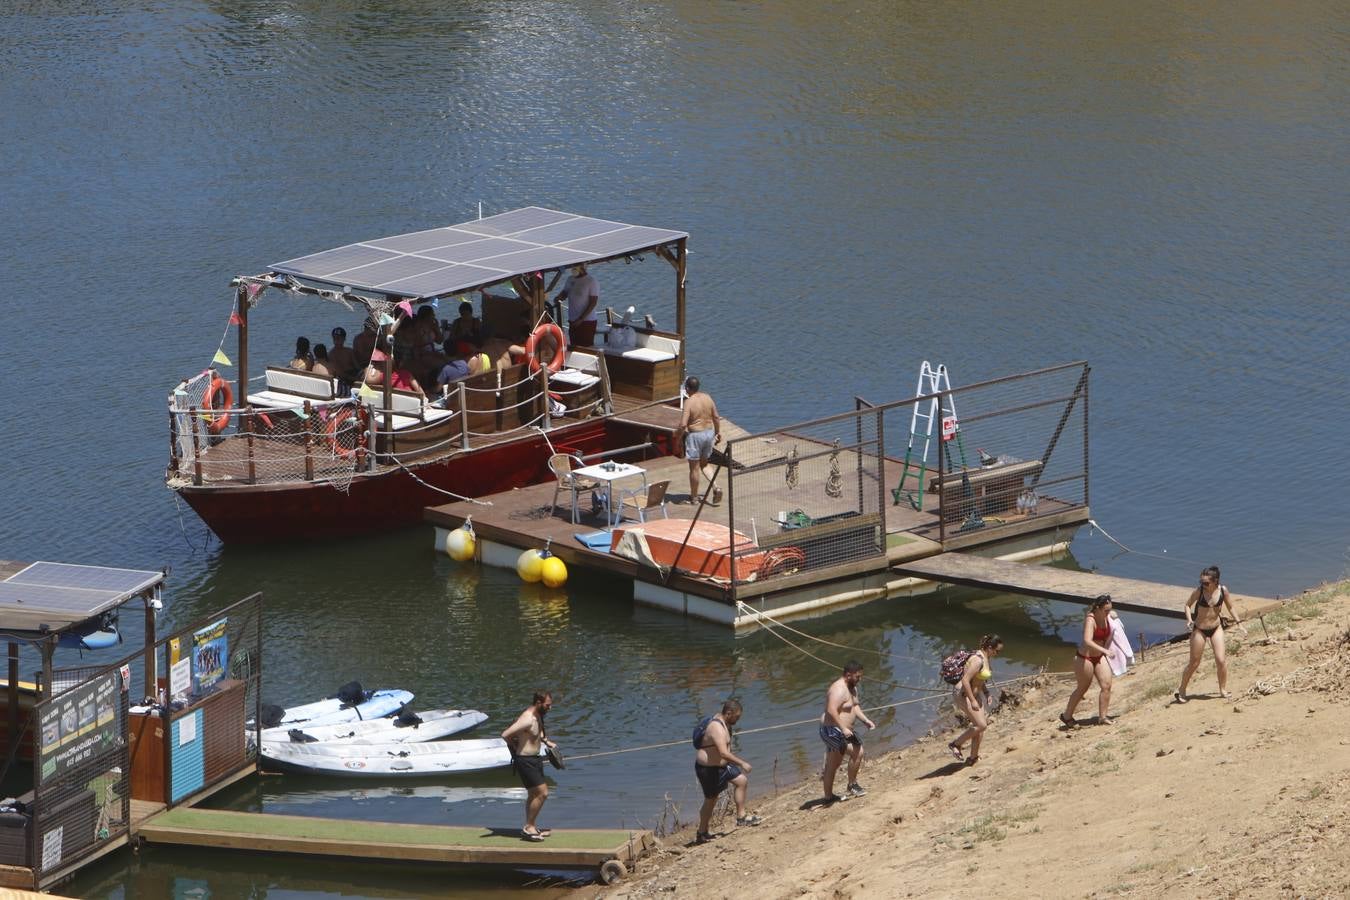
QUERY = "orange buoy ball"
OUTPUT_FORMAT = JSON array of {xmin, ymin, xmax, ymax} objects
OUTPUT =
[
  {"xmin": 540, "ymin": 555, "xmax": 568, "ymax": 588},
  {"xmin": 516, "ymin": 549, "xmax": 545, "ymax": 583}
]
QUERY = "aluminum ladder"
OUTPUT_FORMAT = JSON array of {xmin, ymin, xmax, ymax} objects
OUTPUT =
[{"xmin": 891, "ymin": 361, "xmax": 971, "ymax": 512}]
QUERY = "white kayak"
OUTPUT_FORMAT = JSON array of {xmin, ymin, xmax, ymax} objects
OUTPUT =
[
  {"xmin": 261, "ymin": 737, "xmax": 522, "ymax": 777},
  {"xmin": 262, "ymin": 785, "xmax": 528, "ymax": 805},
  {"xmin": 261, "ymin": 708, "xmax": 486, "ymax": 745},
  {"xmin": 272, "ymin": 689, "xmax": 414, "ymax": 728}
]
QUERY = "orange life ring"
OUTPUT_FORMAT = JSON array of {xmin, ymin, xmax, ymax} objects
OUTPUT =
[
  {"xmin": 757, "ymin": 547, "xmax": 806, "ymax": 580},
  {"xmin": 203, "ymin": 376, "xmax": 234, "ymax": 435},
  {"xmin": 326, "ymin": 406, "xmax": 363, "ymax": 460},
  {"xmin": 523, "ymin": 323, "xmax": 565, "ymax": 374}
]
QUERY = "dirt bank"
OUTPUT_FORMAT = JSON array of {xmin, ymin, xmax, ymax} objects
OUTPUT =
[{"xmin": 592, "ymin": 582, "xmax": 1350, "ymax": 899}]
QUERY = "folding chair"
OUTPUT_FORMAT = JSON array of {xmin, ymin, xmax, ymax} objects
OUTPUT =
[
  {"xmin": 614, "ymin": 480, "xmax": 670, "ymax": 525},
  {"xmin": 548, "ymin": 454, "xmax": 597, "ymax": 523}
]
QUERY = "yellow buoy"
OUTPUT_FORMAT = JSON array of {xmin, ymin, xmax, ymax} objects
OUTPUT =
[
  {"xmin": 540, "ymin": 555, "xmax": 568, "ymax": 588},
  {"xmin": 445, "ymin": 521, "xmax": 476, "ymax": 562},
  {"xmin": 516, "ymin": 548, "xmax": 545, "ymax": 583}
]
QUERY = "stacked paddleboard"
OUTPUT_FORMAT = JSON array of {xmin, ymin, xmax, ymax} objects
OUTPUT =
[{"xmin": 258, "ymin": 686, "xmax": 510, "ymax": 777}]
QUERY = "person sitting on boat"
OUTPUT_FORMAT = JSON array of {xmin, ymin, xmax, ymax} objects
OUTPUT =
[
  {"xmin": 436, "ymin": 351, "xmax": 491, "ymax": 394},
  {"xmin": 310, "ymin": 343, "xmax": 333, "ymax": 378},
  {"xmin": 328, "ymin": 327, "xmax": 359, "ymax": 389},
  {"xmin": 352, "ymin": 320, "xmax": 379, "ymax": 370},
  {"xmin": 555, "ymin": 263, "xmax": 599, "ymax": 347},
  {"xmin": 446, "ymin": 300, "xmax": 482, "ymax": 354},
  {"xmin": 389, "ymin": 348, "xmax": 428, "ymax": 400},
  {"xmin": 289, "ymin": 336, "xmax": 313, "ymax": 371}
]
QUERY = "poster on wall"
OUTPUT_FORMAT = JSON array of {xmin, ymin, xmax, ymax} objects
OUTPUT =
[
  {"xmin": 36, "ymin": 671, "xmax": 121, "ymax": 786},
  {"xmin": 191, "ymin": 618, "xmax": 229, "ymax": 695}
]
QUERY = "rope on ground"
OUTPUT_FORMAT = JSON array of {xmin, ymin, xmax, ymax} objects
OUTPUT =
[
  {"xmin": 736, "ymin": 603, "xmax": 948, "ymax": 695},
  {"xmin": 389, "ymin": 457, "xmax": 493, "ymax": 506},
  {"xmin": 737, "ymin": 602, "xmax": 941, "ymax": 666},
  {"xmin": 564, "ymin": 694, "xmax": 947, "ymax": 762},
  {"xmin": 1087, "ymin": 518, "xmax": 1209, "ymax": 570}
]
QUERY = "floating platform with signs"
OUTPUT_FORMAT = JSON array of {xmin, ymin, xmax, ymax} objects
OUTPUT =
[{"xmin": 138, "ymin": 808, "xmax": 652, "ymax": 884}]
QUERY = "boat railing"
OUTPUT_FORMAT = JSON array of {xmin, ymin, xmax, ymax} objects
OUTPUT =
[{"xmin": 168, "ymin": 362, "xmax": 606, "ymax": 487}]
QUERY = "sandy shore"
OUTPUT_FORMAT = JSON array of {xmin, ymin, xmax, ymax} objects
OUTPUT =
[{"xmin": 590, "ymin": 581, "xmax": 1350, "ymax": 899}]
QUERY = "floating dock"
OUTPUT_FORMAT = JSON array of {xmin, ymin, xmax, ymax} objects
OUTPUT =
[
  {"xmin": 890, "ymin": 553, "xmax": 1281, "ymax": 619},
  {"xmin": 139, "ymin": 808, "xmax": 652, "ymax": 883}
]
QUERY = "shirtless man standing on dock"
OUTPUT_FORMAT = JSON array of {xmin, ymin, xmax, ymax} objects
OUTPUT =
[
  {"xmin": 502, "ymin": 690, "xmax": 558, "ymax": 841},
  {"xmin": 820, "ymin": 661, "xmax": 874, "ymax": 803},
  {"xmin": 676, "ymin": 376, "xmax": 721, "ymax": 504}
]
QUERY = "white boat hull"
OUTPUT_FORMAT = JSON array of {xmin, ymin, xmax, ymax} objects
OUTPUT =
[
  {"xmin": 261, "ymin": 737, "xmax": 520, "ymax": 777},
  {"xmin": 271, "ymin": 689, "xmax": 413, "ymax": 729}
]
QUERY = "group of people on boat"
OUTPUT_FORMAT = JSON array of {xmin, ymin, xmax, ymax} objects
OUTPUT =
[{"xmin": 278, "ymin": 263, "xmax": 602, "ymax": 405}]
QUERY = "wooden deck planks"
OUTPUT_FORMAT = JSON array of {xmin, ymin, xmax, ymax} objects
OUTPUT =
[
  {"xmin": 139, "ymin": 807, "xmax": 650, "ymax": 868},
  {"xmin": 890, "ymin": 553, "xmax": 1280, "ymax": 619}
]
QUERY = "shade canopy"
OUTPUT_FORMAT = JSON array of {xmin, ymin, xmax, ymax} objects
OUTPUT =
[
  {"xmin": 269, "ymin": 207, "xmax": 687, "ymax": 301},
  {"xmin": 0, "ymin": 561, "xmax": 163, "ymax": 638}
]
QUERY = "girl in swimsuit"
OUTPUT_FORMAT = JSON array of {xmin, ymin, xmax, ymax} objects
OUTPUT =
[
  {"xmin": 1061, "ymin": 594, "xmax": 1115, "ymax": 727},
  {"xmin": 948, "ymin": 634, "xmax": 1004, "ymax": 765},
  {"xmin": 1175, "ymin": 565, "xmax": 1240, "ymax": 703}
]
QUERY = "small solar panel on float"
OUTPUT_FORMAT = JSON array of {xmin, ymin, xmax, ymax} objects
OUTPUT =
[{"xmin": 8, "ymin": 561, "xmax": 159, "ymax": 594}]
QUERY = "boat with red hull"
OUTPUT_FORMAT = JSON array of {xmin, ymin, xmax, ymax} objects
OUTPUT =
[{"xmin": 168, "ymin": 208, "xmax": 689, "ymax": 544}]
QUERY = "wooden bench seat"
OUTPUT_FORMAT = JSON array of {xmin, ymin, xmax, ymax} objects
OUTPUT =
[{"xmin": 247, "ymin": 366, "xmax": 337, "ymax": 409}]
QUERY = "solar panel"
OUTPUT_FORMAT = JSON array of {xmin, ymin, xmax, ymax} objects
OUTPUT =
[
  {"xmin": 8, "ymin": 561, "xmax": 160, "ymax": 595},
  {"xmin": 0, "ymin": 582, "xmax": 121, "ymax": 614},
  {"xmin": 269, "ymin": 208, "xmax": 687, "ymax": 300}
]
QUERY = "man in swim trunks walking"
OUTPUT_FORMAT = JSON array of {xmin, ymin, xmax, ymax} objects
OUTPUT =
[
  {"xmin": 676, "ymin": 376, "xmax": 721, "ymax": 504},
  {"xmin": 502, "ymin": 690, "xmax": 558, "ymax": 841},
  {"xmin": 693, "ymin": 698, "xmax": 761, "ymax": 843},
  {"xmin": 821, "ymin": 661, "xmax": 874, "ymax": 803}
]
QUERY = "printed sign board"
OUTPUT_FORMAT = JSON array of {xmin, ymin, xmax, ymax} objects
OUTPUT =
[
  {"xmin": 191, "ymin": 618, "xmax": 229, "ymax": 695},
  {"xmin": 941, "ymin": 415, "xmax": 958, "ymax": 441},
  {"xmin": 37, "ymin": 671, "xmax": 121, "ymax": 785}
]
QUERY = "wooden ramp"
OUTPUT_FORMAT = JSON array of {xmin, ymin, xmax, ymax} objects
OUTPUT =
[
  {"xmin": 891, "ymin": 554, "xmax": 1280, "ymax": 620},
  {"xmin": 140, "ymin": 808, "xmax": 651, "ymax": 877}
]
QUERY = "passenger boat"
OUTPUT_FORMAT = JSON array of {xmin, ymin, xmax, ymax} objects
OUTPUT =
[{"xmin": 167, "ymin": 207, "xmax": 689, "ymax": 543}]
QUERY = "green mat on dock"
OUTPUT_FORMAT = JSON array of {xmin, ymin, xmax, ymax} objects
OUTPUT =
[{"xmin": 149, "ymin": 807, "xmax": 630, "ymax": 849}]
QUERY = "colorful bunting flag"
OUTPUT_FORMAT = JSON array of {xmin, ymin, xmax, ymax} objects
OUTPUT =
[
  {"xmin": 212, "ymin": 349, "xmax": 233, "ymax": 367},
  {"xmin": 228, "ymin": 311, "xmax": 243, "ymax": 325},
  {"xmin": 396, "ymin": 300, "xmax": 414, "ymax": 318},
  {"xmin": 358, "ymin": 383, "xmax": 380, "ymax": 400},
  {"xmin": 378, "ymin": 313, "xmax": 394, "ymax": 326}
]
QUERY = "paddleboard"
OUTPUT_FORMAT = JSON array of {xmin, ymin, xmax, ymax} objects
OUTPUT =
[
  {"xmin": 260, "ymin": 737, "xmax": 519, "ymax": 777},
  {"xmin": 271, "ymin": 689, "xmax": 414, "ymax": 728},
  {"xmin": 261, "ymin": 708, "xmax": 486, "ymax": 745}
]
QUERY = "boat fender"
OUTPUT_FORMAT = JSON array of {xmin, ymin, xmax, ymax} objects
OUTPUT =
[
  {"xmin": 523, "ymin": 323, "xmax": 565, "ymax": 374},
  {"xmin": 445, "ymin": 519, "xmax": 476, "ymax": 562},
  {"xmin": 516, "ymin": 548, "xmax": 545, "ymax": 583},
  {"xmin": 540, "ymin": 555, "xmax": 568, "ymax": 588},
  {"xmin": 203, "ymin": 375, "xmax": 234, "ymax": 435}
]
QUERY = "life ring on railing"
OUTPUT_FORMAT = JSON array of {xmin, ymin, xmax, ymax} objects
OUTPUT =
[
  {"xmin": 203, "ymin": 376, "xmax": 234, "ymax": 435},
  {"xmin": 326, "ymin": 406, "xmax": 362, "ymax": 460},
  {"xmin": 523, "ymin": 323, "xmax": 565, "ymax": 374},
  {"xmin": 756, "ymin": 547, "xmax": 806, "ymax": 580}
]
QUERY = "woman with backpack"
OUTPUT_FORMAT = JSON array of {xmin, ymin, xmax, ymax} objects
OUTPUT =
[
  {"xmin": 1175, "ymin": 565, "xmax": 1241, "ymax": 703},
  {"xmin": 1061, "ymin": 594, "xmax": 1116, "ymax": 727},
  {"xmin": 946, "ymin": 634, "xmax": 1004, "ymax": 765}
]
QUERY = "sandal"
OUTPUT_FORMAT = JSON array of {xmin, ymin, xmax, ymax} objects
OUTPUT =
[
  {"xmin": 1174, "ymin": 691, "xmax": 1188, "ymax": 704},
  {"xmin": 947, "ymin": 742, "xmax": 964, "ymax": 761},
  {"xmin": 965, "ymin": 755, "xmax": 980, "ymax": 766},
  {"xmin": 522, "ymin": 829, "xmax": 546, "ymax": 842},
  {"xmin": 1058, "ymin": 712, "xmax": 1075, "ymax": 728},
  {"xmin": 735, "ymin": 814, "xmax": 763, "ymax": 827}
]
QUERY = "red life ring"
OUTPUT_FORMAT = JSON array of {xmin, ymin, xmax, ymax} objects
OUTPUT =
[
  {"xmin": 203, "ymin": 376, "xmax": 234, "ymax": 435},
  {"xmin": 523, "ymin": 323, "xmax": 565, "ymax": 374},
  {"xmin": 326, "ymin": 406, "xmax": 362, "ymax": 460}
]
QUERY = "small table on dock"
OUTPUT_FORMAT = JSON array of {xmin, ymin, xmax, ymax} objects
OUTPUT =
[{"xmin": 573, "ymin": 462, "xmax": 647, "ymax": 527}]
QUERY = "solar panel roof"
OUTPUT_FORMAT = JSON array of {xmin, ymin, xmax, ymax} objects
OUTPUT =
[
  {"xmin": 0, "ymin": 561, "xmax": 163, "ymax": 636},
  {"xmin": 269, "ymin": 207, "xmax": 687, "ymax": 300}
]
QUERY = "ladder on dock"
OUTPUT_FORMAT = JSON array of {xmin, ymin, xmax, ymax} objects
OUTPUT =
[{"xmin": 892, "ymin": 361, "xmax": 971, "ymax": 512}]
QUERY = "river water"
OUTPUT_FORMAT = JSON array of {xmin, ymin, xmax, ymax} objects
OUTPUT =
[{"xmin": 2, "ymin": 1, "xmax": 1346, "ymax": 896}]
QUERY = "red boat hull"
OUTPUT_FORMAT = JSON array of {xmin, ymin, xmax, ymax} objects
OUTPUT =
[{"xmin": 178, "ymin": 418, "xmax": 665, "ymax": 544}]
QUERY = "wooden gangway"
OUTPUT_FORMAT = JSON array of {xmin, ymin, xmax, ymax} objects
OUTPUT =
[
  {"xmin": 890, "ymin": 553, "xmax": 1281, "ymax": 620},
  {"xmin": 139, "ymin": 808, "xmax": 652, "ymax": 882}
]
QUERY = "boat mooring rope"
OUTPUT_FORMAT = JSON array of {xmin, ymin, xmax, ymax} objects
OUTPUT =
[
  {"xmin": 1088, "ymin": 518, "xmax": 1210, "ymax": 570},
  {"xmin": 390, "ymin": 457, "xmax": 494, "ymax": 506}
]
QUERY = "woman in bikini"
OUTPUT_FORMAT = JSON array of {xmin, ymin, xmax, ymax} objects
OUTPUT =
[
  {"xmin": 1061, "ymin": 594, "xmax": 1115, "ymax": 727},
  {"xmin": 1175, "ymin": 565, "xmax": 1240, "ymax": 703},
  {"xmin": 948, "ymin": 634, "xmax": 1004, "ymax": 765}
]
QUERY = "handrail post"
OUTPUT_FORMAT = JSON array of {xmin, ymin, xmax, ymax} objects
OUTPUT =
[
  {"xmin": 245, "ymin": 410, "xmax": 257, "ymax": 484},
  {"xmin": 937, "ymin": 399, "xmax": 946, "ymax": 546},
  {"xmin": 303, "ymin": 401, "xmax": 315, "ymax": 481},
  {"xmin": 458, "ymin": 383, "xmax": 470, "ymax": 449},
  {"xmin": 189, "ymin": 407, "xmax": 203, "ymax": 486},
  {"xmin": 727, "ymin": 440, "xmax": 737, "ymax": 590},
  {"xmin": 1082, "ymin": 365, "xmax": 1091, "ymax": 509},
  {"xmin": 540, "ymin": 366, "xmax": 551, "ymax": 429},
  {"xmin": 168, "ymin": 410, "xmax": 180, "ymax": 477}
]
